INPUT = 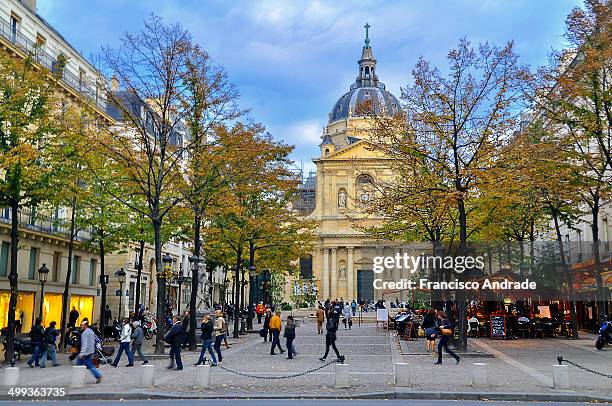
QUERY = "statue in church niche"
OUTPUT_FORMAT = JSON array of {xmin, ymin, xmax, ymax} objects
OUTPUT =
[
  {"xmin": 339, "ymin": 261, "xmax": 347, "ymax": 279},
  {"xmin": 338, "ymin": 188, "xmax": 347, "ymax": 208}
]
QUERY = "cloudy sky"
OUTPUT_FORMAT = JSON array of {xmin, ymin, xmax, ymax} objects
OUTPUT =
[{"xmin": 38, "ymin": 0, "xmax": 581, "ymax": 174}]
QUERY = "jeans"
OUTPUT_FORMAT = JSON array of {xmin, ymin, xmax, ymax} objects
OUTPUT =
[
  {"xmin": 352, "ymin": 308, "xmax": 356, "ymax": 316},
  {"xmin": 270, "ymin": 330, "xmax": 284, "ymax": 354},
  {"xmin": 257, "ymin": 314, "xmax": 262, "ymax": 324},
  {"xmin": 27, "ymin": 343, "xmax": 42, "ymax": 366},
  {"xmin": 322, "ymin": 334, "xmax": 340, "ymax": 359},
  {"xmin": 437, "ymin": 335, "xmax": 460, "ymax": 363},
  {"xmin": 213, "ymin": 335, "xmax": 224, "ymax": 362},
  {"xmin": 113, "ymin": 342, "xmax": 134, "ymax": 365},
  {"xmin": 40, "ymin": 343, "xmax": 58, "ymax": 367},
  {"xmin": 169, "ymin": 345, "xmax": 183, "ymax": 369},
  {"xmin": 77, "ymin": 354, "xmax": 101, "ymax": 379},
  {"xmin": 197, "ymin": 338, "xmax": 217, "ymax": 364},
  {"xmin": 131, "ymin": 342, "xmax": 147, "ymax": 362},
  {"xmin": 286, "ymin": 337, "xmax": 295, "ymax": 359}
]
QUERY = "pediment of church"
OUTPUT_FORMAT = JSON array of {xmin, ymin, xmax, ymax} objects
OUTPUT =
[
  {"xmin": 353, "ymin": 256, "xmax": 374, "ymax": 265},
  {"xmin": 324, "ymin": 140, "xmax": 388, "ymax": 160}
]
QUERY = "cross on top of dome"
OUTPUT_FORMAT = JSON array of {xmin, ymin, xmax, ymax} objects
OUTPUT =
[{"xmin": 364, "ymin": 23, "xmax": 371, "ymax": 48}]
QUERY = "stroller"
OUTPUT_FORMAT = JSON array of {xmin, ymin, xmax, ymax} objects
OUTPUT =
[{"xmin": 92, "ymin": 335, "xmax": 114, "ymax": 367}]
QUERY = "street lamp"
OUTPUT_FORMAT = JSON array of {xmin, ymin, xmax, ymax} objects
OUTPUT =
[
  {"xmin": 37, "ymin": 264, "xmax": 49, "ymax": 319},
  {"xmin": 162, "ymin": 253, "xmax": 173, "ymax": 309},
  {"xmin": 247, "ymin": 265, "xmax": 256, "ymax": 331},
  {"xmin": 115, "ymin": 268, "xmax": 126, "ymax": 320},
  {"xmin": 175, "ymin": 274, "xmax": 185, "ymax": 314}
]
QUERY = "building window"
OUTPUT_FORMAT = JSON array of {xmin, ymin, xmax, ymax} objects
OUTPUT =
[
  {"xmin": 0, "ymin": 242, "xmax": 10, "ymax": 277},
  {"xmin": 89, "ymin": 259, "xmax": 97, "ymax": 286},
  {"xmin": 10, "ymin": 13, "xmax": 20, "ymax": 41},
  {"xmin": 36, "ymin": 33, "xmax": 46, "ymax": 47},
  {"xmin": 78, "ymin": 68, "xmax": 86, "ymax": 90},
  {"xmin": 71, "ymin": 256, "xmax": 81, "ymax": 284},
  {"xmin": 28, "ymin": 247, "xmax": 39, "ymax": 280},
  {"xmin": 52, "ymin": 252, "xmax": 61, "ymax": 282}
]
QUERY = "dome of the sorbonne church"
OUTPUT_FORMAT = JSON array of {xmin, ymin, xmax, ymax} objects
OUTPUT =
[{"xmin": 329, "ymin": 23, "xmax": 401, "ymax": 123}]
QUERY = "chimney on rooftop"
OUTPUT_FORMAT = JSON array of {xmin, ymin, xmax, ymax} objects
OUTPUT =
[
  {"xmin": 110, "ymin": 75, "xmax": 119, "ymax": 92},
  {"xmin": 20, "ymin": 0, "xmax": 36, "ymax": 13}
]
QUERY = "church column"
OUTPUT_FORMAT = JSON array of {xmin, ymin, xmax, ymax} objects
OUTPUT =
[
  {"xmin": 347, "ymin": 247, "xmax": 354, "ymax": 301},
  {"xmin": 330, "ymin": 247, "xmax": 338, "ymax": 299},
  {"xmin": 322, "ymin": 248, "xmax": 329, "ymax": 299}
]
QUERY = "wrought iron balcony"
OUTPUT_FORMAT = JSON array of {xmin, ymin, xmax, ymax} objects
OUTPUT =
[
  {"xmin": 0, "ymin": 207, "xmax": 92, "ymax": 242},
  {"xmin": 0, "ymin": 15, "xmax": 107, "ymax": 112}
]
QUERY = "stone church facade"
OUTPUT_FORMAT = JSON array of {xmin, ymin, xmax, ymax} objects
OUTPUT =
[{"xmin": 305, "ymin": 29, "xmax": 418, "ymax": 302}]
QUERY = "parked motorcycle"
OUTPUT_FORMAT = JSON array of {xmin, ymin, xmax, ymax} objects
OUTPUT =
[
  {"xmin": 595, "ymin": 319, "xmax": 611, "ymax": 350},
  {"xmin": 142, "ymin": 318, "xmax": 156, "ymax": 340}
]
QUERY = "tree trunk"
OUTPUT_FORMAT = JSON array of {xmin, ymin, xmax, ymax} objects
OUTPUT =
[
  {"xmin": 233, "ymin": 249, "xmax": 242, "ymax": 338},
  {"xmin": 59, "ymin": 198, "xmax": 77, "ymax": 349},
  {"xmin": 5, "ymin": 201, "xmax": 20, "ymax": 365},
  {"xmin": 188, "ymin": 214, "xmax": 201, "ymax": 350},
  {"xmin": 590, "ymin": 202, "xmax": 607, "ymax": 323},
  {"xmin": 456, "ymin": 197, "xmax": 468, "ymax": 352},
  {"xmin": 134, "ymin": 239, "xmax": 145, "ymax": 314},
  {"xmin": 99, "ymin": 238, "xmax": 107, "ymax": 328},
  {"xmin": 552, "ymin": 208, "xmax": 578, "ymax": 339},
  {"xmin": 153, "ymin": 218, "xmax": 166, "ymax": 355}
]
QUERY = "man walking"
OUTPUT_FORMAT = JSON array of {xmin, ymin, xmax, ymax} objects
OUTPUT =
[
  {"xmin": 316, "ymin": 306, "xmax": 325, "ymax": 334},
  {"xmin": 165, "ymin": 315, "xmax": 184, "ymax": 370},
  {"xmin": 269, "ymin": 310, "xmax": 284, "ymax": 355},
  {"xmin": 111, "ymin": 318, "xmax": 134, "ymax": 367},
  {"xmin": 195, "ymin": 314, "xmax": 217, "ymax": 366},
  {"xmin": 320, "ymin": 309, "xmax": 344, "ymax": 363},
  {"xmin": 40, "ymin": 321, "xmax": 60, "ymax": 368},
  {"xmin": 131, "ymin": 320, "xmax": 148, "ymax": 365},
  {"xmin": 76, "ymin": 320, "xmax": 102, "ymax": 383},
  {"xmin": 27, "ymin": 318, "xmax": 44, "ymax": 367},
  {"xmin": 434, "ymin": 311, "xmax": 460, "ymax": 365}
]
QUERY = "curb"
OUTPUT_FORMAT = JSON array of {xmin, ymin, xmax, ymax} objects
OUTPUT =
[{"xmin": 6, "ymin": 390, "xmax": 609, "ymax": 402}]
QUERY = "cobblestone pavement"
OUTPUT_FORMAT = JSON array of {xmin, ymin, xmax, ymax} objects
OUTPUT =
[{"xmin": 2, "ymin": 320, "xmax": 611, "ymax": 399}]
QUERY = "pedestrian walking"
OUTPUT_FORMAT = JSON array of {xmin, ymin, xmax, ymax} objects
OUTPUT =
[
  {"xmin": 434, "ymin": 311, "xmax": 460, "ymax": 365},
  {"xmin": 165, "ymin": 315, "xmax": 184, "ymax": 370},
  {"xmin": 213, "ymin": 310, "xmax": 226, "ymax": 364},
  {"xmin": 422, "ymin": 308, "xmax": 437, "ymax": 355},
  {"xmin": 40, "ymin": 321, "xmax": 60, "ymax": 367},
  {"xmin": 27, "ymin": 318, "xmax": 44, "ymax": 367},
  {"xmin": 263, "ymin": 308, "xmax": 272, "ymax": 342},
  {"xmin": 342, "ymin": 302, "xmax": 352, "ymax": 330},
  {"xmin": 316, "ymin": 306, "xmax": 325, "ymax": 334},
  {"xmin": 196, "ymin": 314, "xmax": 217, "ymax": 366},
  {"xmin": 130, "ymin": 320, "xmax": 148, "ymax": 365},
  {"xmin": 103, "ymin": 305, "xmax": 112, "ymax": 327},
  {"xmin": 111, "ymin": 318, "xmax": 134, "ymax": 367},
  {"xmin": 269, "ymin": 310, "xmax": 285, "ymax": 355},
  {"xmin": 256, "ymin": 302, "xmax": 265, "ymax": 324},
  {"xmin": 76, "ymin": 320, "xmax": 102, "ymax": 383},
  {"xmin": 351, "ymin": 300, "xmax": 357, "ymax": 316},
  {"xmin": 284, "ymin": 315, "xmax": 296, "ymax": 359},
  {"xmin": 181, "ymin": 311, "xmax": 190, "ymax": 349},
  {"xmin": 319, "ymin": 309, "xmax": 344, "ymax": 363}
]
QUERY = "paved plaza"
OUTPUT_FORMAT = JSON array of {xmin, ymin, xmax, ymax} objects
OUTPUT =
[{"xmin": 1, "ymin": 320, "xmax": 611, "ymax": 401}]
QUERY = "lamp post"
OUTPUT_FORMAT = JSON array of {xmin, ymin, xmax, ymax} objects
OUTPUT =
[
  {"xmin": 37, "ymin": 263, "xmax": 49, "ymax": 320},
  {"xmin": 162, "ymin": 253, "xmax": 173, "ymax": 312},
  {"xmin": 115, "ymin": 268, "xmax": 126, "ymax": 320},
  {"xmin": 247, "ymin": 265, "xmax": 256, "ymax": 330}
]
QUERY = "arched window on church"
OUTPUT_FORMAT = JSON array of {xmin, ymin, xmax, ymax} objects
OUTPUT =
[{"xmin": 325, "ymin": 148, "xmax": 330, "ymax": 156}]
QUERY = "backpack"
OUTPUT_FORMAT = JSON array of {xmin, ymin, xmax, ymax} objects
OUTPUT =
[{"xmin": 222, "ymin": 318, "xmax": 228, "ymax": 334}]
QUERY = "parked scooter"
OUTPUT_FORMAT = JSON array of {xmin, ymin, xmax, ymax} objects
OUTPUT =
[
  {"xmin": 595, "ymin": 319, "xmax": 612, "ymax": 350},
  {"xmin": 142, "ymin": 318, "xmax": 156, "ymax": 340}
]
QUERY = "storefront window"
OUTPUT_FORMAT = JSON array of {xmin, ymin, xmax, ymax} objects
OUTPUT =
[
  {"xmin": 69, "ymin": 294, "xmax": 94, "ymax": 325},
  {"xmin": 0, "ymin": 290, "xmax": 35, "ymax": 333},
  {"xmin": 42, "ymin": 293, "xmax": 63, "ymax": 328}
]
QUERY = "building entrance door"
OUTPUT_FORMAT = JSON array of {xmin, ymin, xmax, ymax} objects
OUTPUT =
[{"xmin": 357, "ymin": 270, "xmax": 374, "ymax": 302}]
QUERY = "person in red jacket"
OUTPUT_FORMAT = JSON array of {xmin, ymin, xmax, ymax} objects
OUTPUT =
[{"xmin": 256, "ymin": 302, "xmax": 265, "ymax": 324}]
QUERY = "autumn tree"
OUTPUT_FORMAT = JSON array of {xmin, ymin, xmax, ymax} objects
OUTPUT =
[{"xmin": 0, "ymin": 52, "xmax": 61, "ymax": 363}]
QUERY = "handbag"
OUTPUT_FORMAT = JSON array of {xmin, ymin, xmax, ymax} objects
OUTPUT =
[
  {"xmin": 440, "ymin": 327, "xmax": 452, "ymax": 336},
  {"xmin": 418, "ymin": 327, "xmax": 425, "ymax": 338}
]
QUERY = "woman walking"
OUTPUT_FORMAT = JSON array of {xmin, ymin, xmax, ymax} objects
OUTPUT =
[
  {"xmin": 319, "ymin": 309, "xmax": 344, "ymax": 362},
  {"xmin": 284, "ymin": 316, "xmax": 296, "ymax": 359},
  {"xmin": 213, "ymin": 310, "xmax": 226, "ymax": 364},
  {"xmin": 422, "ymin": 308, "xmax": 437, "ymax": 355},
  {"xmin": 196, "ymin": 314, "xmax": 217, "ymax": 366},
  {"xmin": 434, "ymin": 311, "xmax": 460, "ymax": 365}
]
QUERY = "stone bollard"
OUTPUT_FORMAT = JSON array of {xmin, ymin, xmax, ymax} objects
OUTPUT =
[
  {"xmin": 335, "ymin": 363, "xmax": 350, "ymax": 388},
  {"xmin": 3, "ymin": 367, "xmax": 19, "ymax": 386},
  {"xmin": 70, "ymin": 366, "xmax": 87, "ymax": 389},
  {"xmin": 472, "ymin": 363, "xmax": 488, "ymax": 387},
  {"xmin": 140, "ymin": 364, "xmax": 155, "ymax": 387},
  {"xmin": 393, "ymin": 363, "xmax": 410, "ymax": 387},
  {"xmin": 196, "ymin": 364, "xmax": 211, "ymax": 388},
  {"xmin": 552, "ymin": 365, "xmax": 570, "ymax": 389}
]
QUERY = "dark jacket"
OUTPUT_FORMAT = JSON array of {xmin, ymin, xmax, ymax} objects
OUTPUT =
[
  {"xmin": 29, "ymin": 325, "xmax": 45, "ymax": 344},
  {"xmin": 69, "ymin": 310, "xmax": 79, "ymax": 325},
  {"xmin": 44, "ymin": 326, "xmax": 59, "ymax": 345},
  {"xmin": 131, "ymin": 325, "xmax": 144, "ymax": 345},
  {"xmin": 263, "ymin": 313, "xmax": 271, "ymax": 329},
  {"xmin": 164, "ymin": 321, "xmax": 184, "ymax": 347},
  {"xmin": 200, "ymin": 319, "xmax": 214, "ymax": 341},
  {"xmin": 325, "ymin": 317, "xmax": 338, "ymax": 334},
  {"xmin": 283, "ymin": 320, "xmax": 296, "ymax": 339},
  {"xmin": 422, "ymin": 313, "xmax": 436, "ymax": 329}
]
